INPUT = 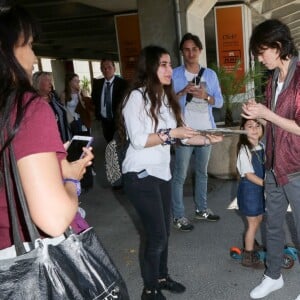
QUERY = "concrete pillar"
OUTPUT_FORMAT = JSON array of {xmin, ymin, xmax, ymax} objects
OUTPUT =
[
  {"xmin": 135, "ymin": 0, "xmax": 219, "ymax": 67},
  {"xmin": 51, "ymin": 60, "xmax": 66, "ymax": 96},
  {"xmin": 186, "ymin": 0, "xmax": 217, "ymax": 67},
  {"xmin": 137, "ymin": 0, "xmax": 180, "ymax": 66}
]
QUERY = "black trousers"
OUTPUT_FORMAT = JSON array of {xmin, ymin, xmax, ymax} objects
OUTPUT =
[
  {"xmin": 123, "ymin": 172, "xmax": 171, "ymax": 290},
  {"xmin": 100, "ymin": 117, "xmax": 115, "ymax": 143}
]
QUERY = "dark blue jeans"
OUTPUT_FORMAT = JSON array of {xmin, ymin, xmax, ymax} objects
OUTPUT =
[{"xmin": 123, "ymin": 172, "xmax": 171, "ymax": 289}]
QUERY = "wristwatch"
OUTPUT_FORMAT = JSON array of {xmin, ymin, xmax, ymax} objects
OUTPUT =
[{"xmin": 205, "ymin": 95, "xmax": 211, "ymax": 102}]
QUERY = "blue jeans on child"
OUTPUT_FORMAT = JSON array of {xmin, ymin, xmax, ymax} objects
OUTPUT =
[{"xmin": 171, "ymin": 144, "xmax": 211, "ymax": 219}]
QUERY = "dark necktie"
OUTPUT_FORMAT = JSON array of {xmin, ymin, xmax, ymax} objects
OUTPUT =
[{"xmin": 104, "ymin": 82, "xmax": 112, "ymax": 119}]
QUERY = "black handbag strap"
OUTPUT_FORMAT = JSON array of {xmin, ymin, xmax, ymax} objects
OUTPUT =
[
  {"xmin": 2, "ymin": 145, "xmax": 26, "ymax": 255},
  {"xmin": 9, "ymin": 145, "xmax": 40, "ymax": 241},
  {"xmin": 185, "ymin": 67, "xmax": 206, "ymax": 105},
  {"xmin": 2, "ymin": 135, "xmax": 40, "ymax": 255}
]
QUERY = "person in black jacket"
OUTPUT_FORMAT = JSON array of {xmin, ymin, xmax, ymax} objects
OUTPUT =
[{"xmin": 91, "ymin": 59, "xmax": 128, "ymax": 143}]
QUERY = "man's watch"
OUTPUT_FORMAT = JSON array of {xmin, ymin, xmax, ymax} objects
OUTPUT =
[{"xmin": 205, "ymin": 95, "xmax": 211, "ymax": 102}]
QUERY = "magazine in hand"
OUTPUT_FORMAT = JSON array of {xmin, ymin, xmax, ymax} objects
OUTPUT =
[{"xmin": 196, "ymin": 128, "xmax": 248, "ymax": 136}]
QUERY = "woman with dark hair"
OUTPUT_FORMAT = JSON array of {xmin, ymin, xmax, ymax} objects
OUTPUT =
[
  {"xmin": 60, "ymin": 72, "xmax": 94, "ymax": 191},
  {"xmin": 61, "ymin": 72, "xmax": 90, "ymax": 135},
  {"xmin": 242, "ymin": 19, "xmax": 300, "ymax": 299},
  {"xmin": 0, "ymin": 5, "xmax": 93, "ymax": 250},
  {"xmin": 119, "ymin": 45, "xmax": 223, "ymax": 299}
]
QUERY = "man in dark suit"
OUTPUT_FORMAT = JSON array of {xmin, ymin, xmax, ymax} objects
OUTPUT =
[{"xmin": 91, "ymin": 59, "xmax": 128, "ymax": 142}]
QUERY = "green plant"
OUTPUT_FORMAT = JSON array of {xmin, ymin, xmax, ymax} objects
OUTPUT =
[
  {"xmin": 252, "ymin": 60, "xmax": 268, "ymax": 104},
  {"xmin": 81, "ymin": 76, "xmax": 91, "ymax": 95},
  {"xmin": 211, "ymin": 60, "xmax": 266, "ymax": 126}
]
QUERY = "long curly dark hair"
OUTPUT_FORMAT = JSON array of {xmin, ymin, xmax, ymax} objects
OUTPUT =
[
  {"xmin": 117, "ymin": 45, "xmax": 183, "ymax": 143},
  {"xmin": 0, "ymin": 5, "xmax": 39, "ymax": 160}
]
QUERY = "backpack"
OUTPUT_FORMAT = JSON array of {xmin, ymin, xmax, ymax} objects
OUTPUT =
[{"xmin": 105, "ymin": 133, "xmax": 129, "ymax": 186}]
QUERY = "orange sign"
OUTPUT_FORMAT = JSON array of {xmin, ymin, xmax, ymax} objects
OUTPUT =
[
  {"xmin": 115, "ymin": 14, "xmax": 141, "ymax": 81},
  {"xmin": 215, "ymin": 5, "xmax": 245, "ymax": 81}
]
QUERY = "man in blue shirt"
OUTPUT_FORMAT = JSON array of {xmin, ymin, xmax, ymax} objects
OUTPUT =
[{"xmin": 172, "ymin": 33, "xmax": 223, "ymax": 231}]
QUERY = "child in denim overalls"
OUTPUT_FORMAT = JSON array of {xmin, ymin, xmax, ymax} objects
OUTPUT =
[{"xmin": 237, "ymin": 118, "xmax": 265, "ymax": 268}]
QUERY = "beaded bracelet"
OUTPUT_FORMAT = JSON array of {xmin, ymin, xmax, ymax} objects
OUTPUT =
[
  {"xmin": 63, "ymin": 178, "xmax": 81, "ymax": 196},
  {"xmin": 157, "ymin": 128, "xmax": 177, "ymax": 145},
  {"xmin": 157, "ymin": 132, "xmax": 166, "ymax": 143}
]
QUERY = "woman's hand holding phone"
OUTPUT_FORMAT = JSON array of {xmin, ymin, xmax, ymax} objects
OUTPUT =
[
  {"xmin": 66, "ymin": 135, "xmax": 93, "ymax": 162},
  {"xmin": 62, "ymin": 135, "xmax": 94, "ymax": 181},
  {"xmin": 61, "ymin": 147, "xmax": 94, "ymax": 181}
]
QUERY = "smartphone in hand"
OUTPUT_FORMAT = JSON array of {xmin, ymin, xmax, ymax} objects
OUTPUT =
[{"xmin": 66, "ymin": 135, "xmax": 93, "ymax": 162}]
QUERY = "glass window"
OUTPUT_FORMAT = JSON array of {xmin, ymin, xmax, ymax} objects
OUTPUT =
[
  {"xmin": 91, "ymin": 61, "xmax": 103, "ymax": 79},
  {"xmin": 41, "ymin": 58, "xmax": 52, "ymax": 72},
  {"xmin": 33, "ymin": 63, "xmax": 39, "ymax": 73},
  {"xmin": 74, "ymin": 60, "xmax": 90, "ymax": 80},
  {"xmin": 73, "ymin": 60, "xmax": 92, "ymax": 95}
]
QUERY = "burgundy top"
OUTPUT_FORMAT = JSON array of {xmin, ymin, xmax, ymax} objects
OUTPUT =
[
  {"xmin": 0, "ymin": 93, "xmax": 66, "ymax": 249},
  {"xmin": 264, "ymin": 61, "xmax": 300, "ymax": 185}
]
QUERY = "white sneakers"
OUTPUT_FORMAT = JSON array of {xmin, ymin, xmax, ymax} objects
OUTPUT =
[{"xmin": 250, "ymin": 275, "xmax": 284, "ymax": 299}]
